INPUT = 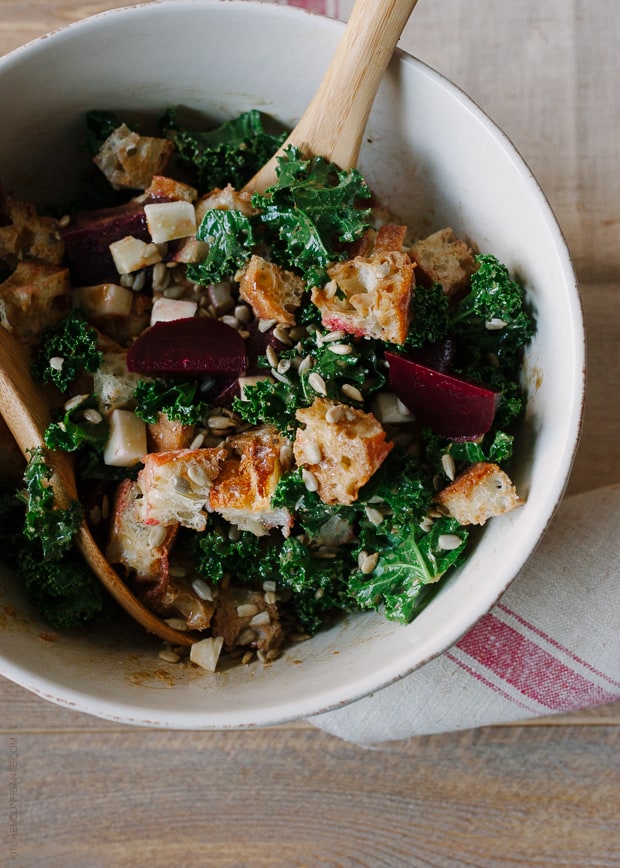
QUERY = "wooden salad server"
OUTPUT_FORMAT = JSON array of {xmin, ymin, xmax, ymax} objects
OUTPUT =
[
  {"xmin": 244, "ymin": 0, "xmax": 420, "ymax": 193},
  {"xmin": 0, "ymin": 325, "xmax": 195, "ymax": 646}
]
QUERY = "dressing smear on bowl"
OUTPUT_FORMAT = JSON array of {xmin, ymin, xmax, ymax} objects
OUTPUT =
[{"xmin": 0, "ymin": 108, "xmax": 532, "ymax": 672}]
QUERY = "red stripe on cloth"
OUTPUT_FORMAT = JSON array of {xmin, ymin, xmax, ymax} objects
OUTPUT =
[
  {"xmin": 287, "ymin": 0, "xmax": 328, "ymax": 13},
  {"xmin": 445, "ymin": 652, "xmax": 536, "ymax": 713},
  {"xmin": 456, "ymin": 614, "xmax": 618, "ymax": 711},
  {"xmin": 496, "ymin": 602, "xmax": 620, "ymax": 689}
]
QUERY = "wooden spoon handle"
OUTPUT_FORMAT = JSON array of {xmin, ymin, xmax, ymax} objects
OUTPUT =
[
  {"xmin": 244, "ymin": 0, "xmax": 420, "ymax": 193},
  {"xmin": 0, "ymin": 326, "xmax": 195, "ymax": 646}
]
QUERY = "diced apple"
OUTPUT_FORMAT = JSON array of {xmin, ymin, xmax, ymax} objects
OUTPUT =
[
  {"xmin": 103, "ymin": 409, "xmax": 147, "ymax": 466},
  {"xmin": 385, "ymin": 351, "xmax": 500, "ymax": 440},
  {"xmin": 150, "ymin": 296, "xmax": 198, "ymax": 325},
  {"xmin": 144, "ymin": 200, "xmax": 197, "ymax": 244},
  {"xmin": 109, "ymin": 236, "xmax": 162, "ymax": 274},
  {"xmin": 73, "ymin": 283, "xmax": 134, "ymax": 319},
  {"xmin": 126, "ymin": 317, "xmax": 247, "ymax": 376}
]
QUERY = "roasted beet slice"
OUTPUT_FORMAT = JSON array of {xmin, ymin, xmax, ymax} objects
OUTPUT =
[
  {"xmin": 385, "ymin": 351, "xmax": 500, "ymax": 440},
  {"xmin": 126, "ymin": 317, "xmax": 247, "ymax": 376},
  {"xmin": 61, "ymin": 201, "xmax": 149, "ymax": 285}
]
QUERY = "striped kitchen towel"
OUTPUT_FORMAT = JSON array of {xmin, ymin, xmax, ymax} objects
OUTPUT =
[{"xmin": 309, "ymin": 484, "xmax": 620, "ymax": 743}]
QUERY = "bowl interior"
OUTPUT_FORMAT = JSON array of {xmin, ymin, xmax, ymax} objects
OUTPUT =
[{"xmin": 0, "ymin": 0, "xmax": 584, "ymax": 728}]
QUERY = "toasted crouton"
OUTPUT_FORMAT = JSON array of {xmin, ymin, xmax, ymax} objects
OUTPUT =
[
  {"xmin": 144, "ymin": 175, "xmax": 197, "ymax": 202},
  {"xmin": 106, "ymin": 478, "xmax": 214, "ymax": 630},
  {"xmin": 93, "ymin": 351, "xmax": 144, "ymax": 416},
  {"xmin": 293, "ymin": 398, "xmax": 393, "ymax": 505},
  {"xmin": 209, "ymin": 426, "xmax": 293, "ymax": 537},
  {"xmin": 194, "ymin": 184, "xmax": 257, "ymax": 223},
  {"xmin": 0, "ymin": 196, "xmax": 64, "ymax": 267},
  {"xmin": 147, "ymin": 414, "xmax": 196, "ymax": 453},
  {"xmin": 434, "ymin": 462, "xmax": 523, "ymax": 526},
  {"xmin": 409, "ymin": 227, "xmax": 477, "ymax": 298},
  {"xmin": 138, "ymin": 447, "xmax": 228, "ymax": 531},
  {"xmin": 210, "ymin": 587, "xmax": 284, "ymax": 654},
  {"xmin": 93, "ymin": 124, "xmax": 174, "ymax": 190},
  {"xmin": 312, "ymin": 224, "xmax": 414, "ymax": 345},
  {"xmin": 0, "ymin": 261, "xmax": 70, "ymax": 344},
  {"xmin": 237, "ymin": 255, "xmax": 305, "ymax": 325},
  {"xmin": 106, "ymin": 479, "xmax": 178, "ymax": 582}
]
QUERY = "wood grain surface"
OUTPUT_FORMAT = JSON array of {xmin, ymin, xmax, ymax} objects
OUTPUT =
[{"xmin": 1, "ymin": 2, "xmax": 619, "ymax": 866}]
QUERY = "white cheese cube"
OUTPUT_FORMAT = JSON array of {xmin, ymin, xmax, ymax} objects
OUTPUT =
[
  {"xmin": 109, "ymin": 236, "xmax": 162, "ymax": 274},
  {"xmin": 371, "ymin": 391, "xmax": 415, "ymax": 424},
  {"xmin": 73, "ymin": 283, "xmax": 134, "ymax": 319},
  {"xmin": 189, "ymin": 636, "xmax": 224, "ymax": 672},
  {"xmin": 103, "ymin": 409, "xmax": 147, "ymax": 467},
  {"xmin": 144, "ymin": 201, "xmax": 197, "ymax": 244},
  {"xmin": 150, "ymin": 296, "xmax": 198, "ymax": 325}
]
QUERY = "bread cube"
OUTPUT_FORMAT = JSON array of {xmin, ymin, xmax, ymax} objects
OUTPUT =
[
  {"xmin": 434, "ymin": 461, "xmax": 523, "ymax": 526},
  {"xmin": 93, "ymin": 351, "xmax": 144, "ymax": 415},
  {"xmin": 106, "ymin": 478, "xmax": 178, "ymax": 582},
  {"xmin": 93, "ymin": 124, "xmax": 174, "ymax": 190},
  {"xmin": 209, "ymin": 426, "xmax": 293, "ymax": 536},
  {"xmin": 293, "ymin": 398, "xmax": 393, "ymax": 505},
  {"xmin": 0, "ymin": 196, "xmax": 64, "ymax": 267},
  {"xmin": 144, "ymin": 175, "xmax": 197, "ymax": 203},
  {"xmin": 0, "ymin": 261, "xmax": 70, "ymax": 344},
  {"xmin": 237, "ymin": 255, "xmax": 305, "ymax": 325},
  {"xmin": 409, "ymin": 227, "xmax": 477, "ymax": 298},
  {"xmin": 137, "ymin": 447, "xmax": 228, "ymax": 531},
  {"xmin": 312, "ymin": 224, "xmax": 414, "ymax": 345}
]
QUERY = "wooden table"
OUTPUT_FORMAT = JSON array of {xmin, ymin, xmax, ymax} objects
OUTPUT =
[{"xmin": 1, "ymin": 2, "xmax": 619, "ymax": 865}]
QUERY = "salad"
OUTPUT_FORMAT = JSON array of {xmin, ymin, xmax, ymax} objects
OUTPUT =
[{"xmin": 0, "ymin": 108, "xmax": 533, "ymax": 671}]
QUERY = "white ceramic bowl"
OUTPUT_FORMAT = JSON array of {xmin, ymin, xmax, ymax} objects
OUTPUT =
[{"xmin": 0, "ymin": 0, "xmax": 584, "ymax": 728}]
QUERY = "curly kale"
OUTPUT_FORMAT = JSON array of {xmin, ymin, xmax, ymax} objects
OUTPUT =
[
  {"xmin": 33, "ymin": 311, "xmax": 102, "ymax": 393},
  {"xmin": 194, "ymin": 523, "xmax": 274, "ymax": 587},
  {"xmin": 161, "ymin": 108, "xmax": 287, "ymax": 190},
  {"xmin": 189, "ymin": 145, "xmax": 372, "ymax": 289},
  {"xmin": 16, "ymin": 543, "xmax": 106, "ymax": 630},
  {"xmin": 187, "ymin": 208, "xmax": 255, "ymax": 286},
  {"xmin": 133, "ymin": 379, "xmax": 210, "ymax": 427},
  {"xmin": 349, "ymin": 516, "xmax": 468, "ymax": 624},
  {"xmin": 405, "ymin": 283, "xmax": 450, "ymax": 350},
  {"xmin": 233, "ymin": 313, "xmax": 386, "ymax": 434},
  {"xmin": 449, "ymin": 254, "xmax": 534, "ymax": 368},
  {"xmin": 45, "ymin": 394, "xmax": 108, "ymax": 454},
  {"xmin": 277, "ymin": 537, "xmax": 358, "ymax": 633},
  {"xmin": 251, "ymin": 147, "xmax": 372, "ymax": 287},
  {"xmin": 16, "ymin": 448, "xmax": 83, "ymax": 560}
]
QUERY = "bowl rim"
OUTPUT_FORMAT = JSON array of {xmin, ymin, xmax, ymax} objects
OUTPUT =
[{"xmin": 0, "ymin": 0, "xmax": 585, "ymax": 729}]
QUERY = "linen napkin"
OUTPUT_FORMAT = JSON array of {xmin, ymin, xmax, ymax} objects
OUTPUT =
[{"xmin": 308, "ymin": 483, "xmax": 620, "ymax": 743}]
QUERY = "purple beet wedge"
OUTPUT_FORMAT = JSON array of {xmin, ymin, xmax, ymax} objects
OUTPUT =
[
  {"xmin": 126, "ymin": 317, "xmax": 247, "ymax": 376},
  {"xmin": 384, "ymin": 350, "xmax": 500, "ymax": 440}
]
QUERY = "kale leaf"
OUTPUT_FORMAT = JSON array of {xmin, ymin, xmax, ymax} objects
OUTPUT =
[
  {"xmin": 33, "ymin": 311, "xmax": 102, "ymax": 394},
  {"xmin": 16, "ymin": 543, "xmax": 106, "ymax": 630},
  {"xmin": 251, "ymin": 147, "xmax": 372, "ymax": 287},
  {"xmin": 133, "ymin": 379, "xmax": 210, "ymax": 427},
  {"xmin": 450, "ymin": 254, "xmax": 535, "ymax": 368},
  {"xmin": 349, "ymin": 517, "xmax": 468, "ymax": 623},
  {"xmin": 45, "ymin": 394, "xmax": 108, "ymax": 454},
  {"xmin": 405, "ymin": 283, "xmax": 450, "ymax": 350},
  {"xmin": 16, "ymin": 448, "xmax": 83, "ymax": 560},
  {"xmin": 187, "ymin": 208, "xmax": 255, "ymax": 286},
  {"xmin": 161, "ymin": 108, "xmax": 287, "ymax": 190},
  {"xmin": 277, "ymin": 536, "xmax": 358, "ymax": 633}
]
